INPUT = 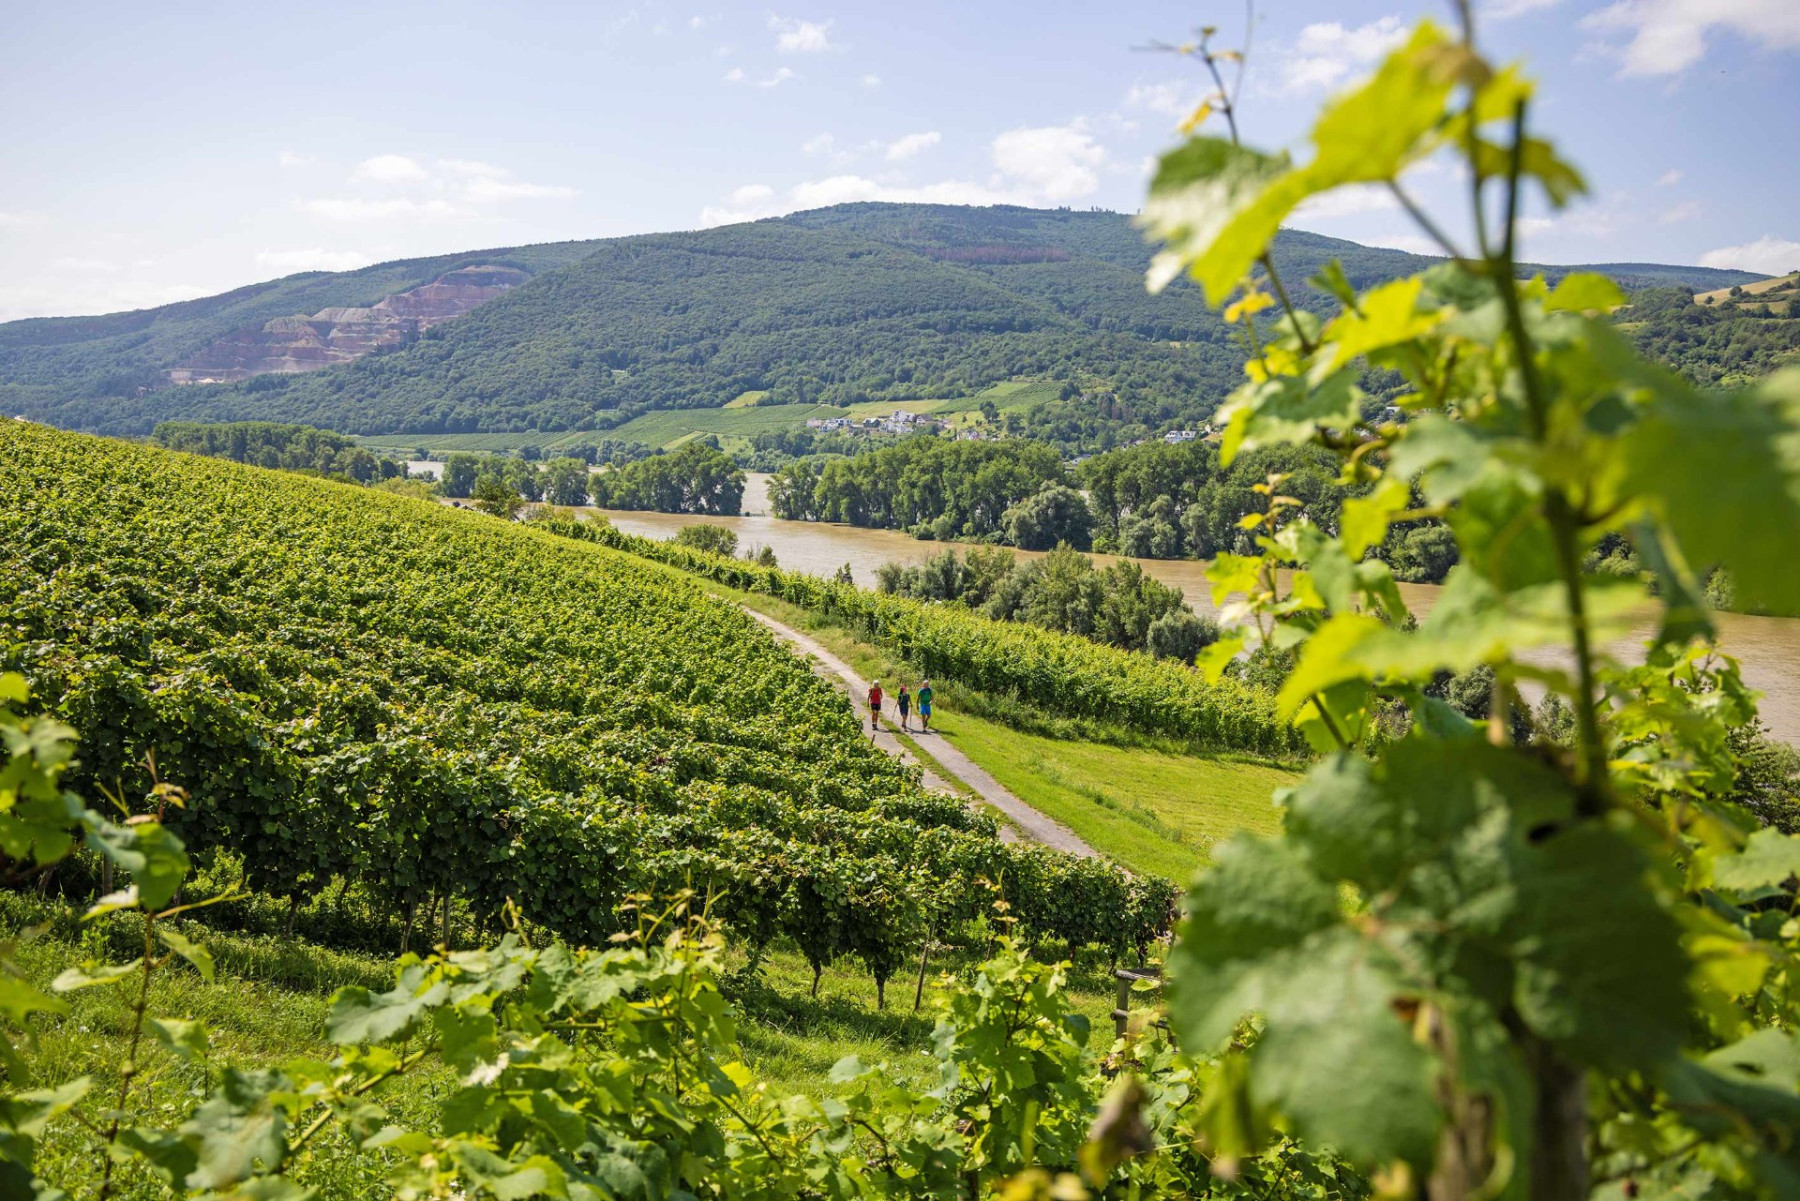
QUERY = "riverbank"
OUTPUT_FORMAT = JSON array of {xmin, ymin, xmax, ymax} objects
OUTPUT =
[{"xmin": 590, "ymin": 474, "xmax": 1800, "ymax": 746}]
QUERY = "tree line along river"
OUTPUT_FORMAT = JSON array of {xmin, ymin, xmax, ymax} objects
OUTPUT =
[{"xmin": 593, "ymin": 475, "xmax": 1800, "ymax": 747}]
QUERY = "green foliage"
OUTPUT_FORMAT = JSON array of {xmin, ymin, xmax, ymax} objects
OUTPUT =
[
  {"xmin": 1140, "ymin": 16, "xmax": 1800, "ymax": 1197},
  {"xmin": 1002, "ymin": 484, "xmax": 1095, "ymax": 552},
  {"xmin": 772, "ymin": 436, "xmax": 1068, "ymax": 539},
  {"xmin": 12, "ymin": 202, "xmax": 1754, "ymax": 443},
  {"xmin": 1623, "ymin": 286, "xmax": 1800, "ymax": 386},
  {"xmin": 541, "ymin": 515, "xmax": 1304, "ymax": 758},
  {"xmin": 673, "ymin": 524, "xmax": 740, "ymax": 557},
  {"xmin": 591, "ymin": 441, "xmax": 745, "ymax": 514},
  {"xmin": 0, "ymin": 423, "xmax": 1155, "ymax": 985},
  {"xmin": 154, "ymin": 419, "xmax": 404, "ymax": 485}
]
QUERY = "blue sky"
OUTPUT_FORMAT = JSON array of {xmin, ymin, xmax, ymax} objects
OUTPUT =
[{"xmin": 3, "ymin": 0, "xmax": 1796, "ymax": 320}]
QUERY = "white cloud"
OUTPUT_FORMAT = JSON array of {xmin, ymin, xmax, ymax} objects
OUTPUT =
[
  {"xmin": 1367, "ymin": 234, "xmax": 1445, "ymax": 257},
  {"xmin": 352, "ymin": 154, "xmax": 429, "ymax": 184},
  {"xmin": 1656, "ymin": 168, "xmax": 1683, "ymax": 187},
  {"xmin": 436, "ymin": 158, "xmax": 508, "ymax": 178},
  {"xmin": 255, "ymin": 248, "xmax": 374, "ymax": 273},
  {"xmin": 1582, "ymin": 0, "xmax": 1800, "ymax": 77},
  {"xmin": 1484, "ymin": 0, "xmax": 1559, "ymax": 18},
  {"xmin": 1124, "ymin": 81, "xmax": 1193, "ymax": 118},
  {"xmin": 1657, "ymin": 201, "xmax": 1701, "ymax": 225},
  {"xmin": 302, "ymin": 197, "xmax": 461, "ymax": 221},
  {"xmin": 277, "ymin": 150, "xmax": 316, "ymax": 168},
  {"xmin": 466, "ymin": 177, "xmax": 576, "ymax": 201},
  {"xmin": 1295, "ymin": 183, "xmax": 1399, "ymax": 221},
  {"xmin": 1277, "ymin": 16, "xmax": 1407, "ymax": 93},
  {"xmin": 770, "ymin": 15, "xmax": 832, "ymax": 52},
  {"xmin": 801, "ymin": 133, "xmax": 836, "ymax": 156},
  {"xmin": 53, "ymin": 257, "xmax": 120, "ymax": 272},
  {"xmin": 886, "ymin": 131, "xmax": 941, "ymax": 162},
  {"xmin": 861, "ymin": 73, "xmax": 881, "ymax": 87},
  {"xmin": 990, "ymin": 124, "xmax": 1105, "ymax": 201},
  {"xmin": 0, "ymin": 212, "xmax": 35, "ymax": 227},
  {"xmin": 1699, "ymin": 235, "xmax": 1800, "ymax": 276},
  {"xmin": 699, "ymin": 121, "xmax": 1107, "ymax": 227},
  {"xmin": 726, "ymin": 65, "xmax": 794, "ymax": 87},
  {"xmin": 727, "ymin": 184, "xmax": 776, "ymax": 207},
  {"xmin": 688, "ymin": 14, "xmax": 706, "ymax": 29}
]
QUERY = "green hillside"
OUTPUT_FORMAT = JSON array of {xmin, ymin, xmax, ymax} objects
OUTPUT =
[
  {"xmin": 1, "ymin": 204, "xmax": 1764, "ymax": 438},
  {"xmin": 0, "ymin": 422, "xmax": 1163, "ymax": 964}
]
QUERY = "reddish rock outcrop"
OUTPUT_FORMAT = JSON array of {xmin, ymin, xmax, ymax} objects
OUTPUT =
[{"xmin": 168, "ymin": 265, "xmax": 527, "ymax": 385}]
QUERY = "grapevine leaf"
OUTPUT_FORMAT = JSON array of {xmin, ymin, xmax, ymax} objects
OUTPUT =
[
  {"xmin": 1217, "ymin": 370, "xmax": 1362, "ymax": 464},
  {"xmin": 327, "ymin": 968, "xmax": 450, "ymax": 1045},
  {"xmin": 1139, "ymin": 138, "xmax": 1292, "ymax": 303},
  {"xmin": 0, "ymin": 975, "xmax": 66, "ymax": 1025},
  {"xmin": 1246, "ymin": 933, "xmax": 1442, "ymax": 1169},
  {"xmin": 84, "ymin": 886, "xmax": 140, "ymax": 918},
  {"xmin": 450, "ymin": 1142, "xmax": 566, "ymax": 1200},
  {"xmin": 178, "ymin": 1068, "xmax": 289, "ymax": 1190},
  {"xmin": 86, "ymin": 819, "xmax": 189, "ymax": 911},
  {"xmin": 1340, "ymin": 477, "xmax": 1411, "ymax": 559},
  {"xmin": 148, "ymin": 1017, "xmax": 210, "ymax": 1062},
  {"xmin": 1544, "ymin": 272, "xmax": 1624, "ymax": 313},
  {"xmin": 1710, "ymin": 828, "xmax": 1800, "ymax": 892},
  {"xmin": 1166, "ymin": 837, "xmax": 1338, "ymax": 1048},
  {"xmin": 115, "ymin": 1126, "xmax": 199, "ymax": 1188},
  {"xmin": 51, "ymin": 960, "xmax": 140, "ymax": 992},
  {"xmin": 1622, "ymin": 368, "xmax": 1800, "ymax": 614},
  {"xmin": 1510, "ymin": 824, "xmax": 1687, "ymax": 1068},
  {"xmin": 157, "ymin": 927, "xmax": 215, "ymax": 983},
  {"xmin": 1323, "ymin": 277, "xmax": 1444, "ymax": 370}
]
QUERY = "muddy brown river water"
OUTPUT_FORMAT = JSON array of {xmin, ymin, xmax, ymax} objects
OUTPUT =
[{"xmin": 593, "ymin": 474, "xmax": 1800, "ymax": 746}]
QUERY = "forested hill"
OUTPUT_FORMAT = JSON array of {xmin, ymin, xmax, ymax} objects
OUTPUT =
[{"xmin": 1, "ymin": 203, "xmax": 1764, "ymax": 436}]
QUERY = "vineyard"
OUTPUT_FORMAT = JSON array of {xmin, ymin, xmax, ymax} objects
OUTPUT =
[
  {"xmin": 534, "ymin": 514, "xmax": 1307, "ymax": 758},
  {"xmin": 0, "ymin": 423, "xmax": 1174, "ymax": 988}
]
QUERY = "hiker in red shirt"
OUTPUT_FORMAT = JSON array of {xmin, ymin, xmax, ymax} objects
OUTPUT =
[{"xmin": 867, "ymin": 680, "xmax": 884, "ymax": 734}]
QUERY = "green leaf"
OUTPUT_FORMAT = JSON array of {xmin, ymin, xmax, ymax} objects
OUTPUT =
[
  {"xmin": 1216, "ymin": 369, "xmax": 1362, "ymax": 464},
  {"xmin": 178, "ymin": 1068, "xmax": 289, "ymax": 1190},
  {"xmin": 1339, "ymin": 477, "xmax": 1411, "ymax": 559},
  {"xmin": 83, "ymin": 887, "xmax": 140, "ymax": 919},
  {"xmin": 86, "ymin": 820, "xmax": 190, "ymax": 910},
  {"xmin": 51, "ymin": 960, "xmax": 141, "ymax": 993},
  {"xmin": 1167, "ymin": 837, "xmax": 1339, "ymax": 1048},
  {"xmin": 115, "ymin": 1126, "xmax": 199, "ymax": 1189},
  {"xmin": 1711, "ymin": 828, "xmax": 1800, "ymax": 892},
  {"xmin": 1622, "ymin": 369, "xmax": 1800, "ymax": 615},
  {"xmin": 1510, "ymin": 824, "xmax": 1688, "ymax": 1068},
  {"xmin": 449, "ymin": 1142, "xmax": 566, "ymax": 1200},
  {"xmin": 1194, "ymin": 634, "xmax": 1247, "ymax": 684},
  {"xmin": 327, "ymin": 969, "xmax": 449, "ymax": 1045},
  {"xmin": 1246, "ymin": 933, "xmax": 1443, "ymax": 1169},
  {"xmin": 148, "ymin": 1017, "xmax": 210, "ymax": 1062},
  {"xmin": 1544, "ymin": 271, "xmax": 1624, "ymax": 313},
  {"xmin": 157, "ymin": 927, "xmax": 214, "ymax": 983},
  {"xmin": 1323, "ymin": 277, "xmax": 1444, "ymax": 370},
  {"xmin": 0, "ymin": 1077, "xmax": 89, "ymax": 1137},
  {"xmin": 1139, "ymin": 138, "xmax": 1292, "ymax": 304},
  {"xmin": 0, "ymin": 974, "xmax": 67, "ymax": 1025}
]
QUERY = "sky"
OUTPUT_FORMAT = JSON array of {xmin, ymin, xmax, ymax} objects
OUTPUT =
[{"xmin": 3, "ymin": 0, "xmax": 1797, "ymax": 321}]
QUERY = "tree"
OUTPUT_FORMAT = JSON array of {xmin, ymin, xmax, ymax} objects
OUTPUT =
[
  {"xmin": 439, "ymin": 453, "xmax": 480, "ymax": 498},
  {"xmin": 542, "ymin": 457, "xmax": 592, "ymax": 507},
  {"xmin": 673, "ymin": 524, "xmax": 738, "ymax": 557},
  {"xmin": 1145, "ymin": 607, "xmax": 1221, "ymax": 664},
  {"xmin": 470, "ymin": 471, "xmax": 522, "ymax": 518},
  {"xmin": 1001, "ymin": 484, "xmax": 1094, "ymax": 551}
]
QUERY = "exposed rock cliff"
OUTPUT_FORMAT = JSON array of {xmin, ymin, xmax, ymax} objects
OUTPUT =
[{"xmin": 167, "ymin": 264, "xmax": 527, "ymax": 384}]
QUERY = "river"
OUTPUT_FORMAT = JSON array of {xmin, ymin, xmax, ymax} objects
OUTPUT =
[{"xmin": 592, "ymin": 474, "xmax": 1800, "ymax": 746}]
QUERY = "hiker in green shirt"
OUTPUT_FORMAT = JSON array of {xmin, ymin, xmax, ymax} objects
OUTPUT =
[{"xmin": 917, "ymin": 680, "xmax": 934, "ymax": 732}]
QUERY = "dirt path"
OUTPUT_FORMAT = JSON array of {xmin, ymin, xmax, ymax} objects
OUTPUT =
[{"xmin": 743, "ymin": 609, "xmax": 1098, "ymax": 858}]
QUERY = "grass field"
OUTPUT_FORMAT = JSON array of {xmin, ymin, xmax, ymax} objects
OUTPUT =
[
  {"xmin": 701, "ymin": 582, "xmax": 1294, "ymax": 881},
  {"xmin": 354, "ymin": 379, "xmax": 1074, "ymax": 456}
]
